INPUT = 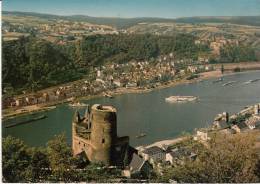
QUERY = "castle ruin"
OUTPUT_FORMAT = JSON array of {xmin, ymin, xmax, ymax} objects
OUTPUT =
[{"xmin": 72, "ymin": 104, "xmax": 134, "ymax": 166}]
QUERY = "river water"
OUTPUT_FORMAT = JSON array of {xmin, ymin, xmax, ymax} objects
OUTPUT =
[{"xmin": 2, "ymin": 71, "xmax": 260, "ymax": 147}]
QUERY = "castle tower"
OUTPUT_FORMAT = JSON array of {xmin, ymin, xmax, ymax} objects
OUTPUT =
[
  {"xmin": 72, "ymin": 104, "xmax": 131, "ymax": 166},
  {"xmin": 89, "ymin": 104, "xmax": 117, "ymax": 165}
]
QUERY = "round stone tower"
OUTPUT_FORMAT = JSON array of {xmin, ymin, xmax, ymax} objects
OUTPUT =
[{"xmin": 89, "ymin": 104, "xmax": 117, "ymax": 165}]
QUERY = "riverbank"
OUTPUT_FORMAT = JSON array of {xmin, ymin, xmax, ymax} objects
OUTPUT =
[
  {"xmin": 2, "ymin": 105, "xmax": 57, "ymax": 121},
  {"xmin": 81, "ymin": 70, "xmax": 224, "ymax": 100},
  {"xmin": 2, "ymin": 63, "xmax": 259, "ymax": 120},
  {"xmin": 135, "ymin": 136, "xmax": 188, "ymax": 150}
]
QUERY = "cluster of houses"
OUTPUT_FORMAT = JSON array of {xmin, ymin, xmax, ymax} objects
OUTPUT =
[
  {"xmin": 194, "ymin": 104, "xmax": 260, "ymax": 143},
  {"xmin": 123, "ymin": 144, "xmax": 197, "ymax": 179},
  {"xmin": 97, "ymin": 54, "xmax": 213, "ymax": 88},
  {"xmin": 3, "ymin": 54, "xmax": 214, "ymax": 109},
  {"xmin": 3, "ymin": 79, "xmax": 113, "ymax": 108},
  {"xmin": 214, "ymin": 104, "xmax": 260, "ymax": 133}
]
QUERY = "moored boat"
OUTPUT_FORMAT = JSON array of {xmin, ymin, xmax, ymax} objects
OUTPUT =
[
  {"xmin": 136, "ymin": 133, "xmax": 147, "ymax": 138},
  {"xmin": 5, "ymin": 115, "xmax": 47, "ymax": 128}
]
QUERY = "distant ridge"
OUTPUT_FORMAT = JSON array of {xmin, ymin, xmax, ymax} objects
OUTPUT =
[
  {"xmin": 3, "ymin": 11, "xmax": 260, "ymax": 29},
  {"xmin": 175, "ymin": 16, "xmax": 260, "ymax": 27},
  {"xmin": 2, "ymin": 11, "xmax": 176, "ymax": 29}
]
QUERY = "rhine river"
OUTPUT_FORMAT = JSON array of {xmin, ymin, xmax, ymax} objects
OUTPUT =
[{"xmin": 3, "ymin": 71, "xmax": 260, "ymax": 147}]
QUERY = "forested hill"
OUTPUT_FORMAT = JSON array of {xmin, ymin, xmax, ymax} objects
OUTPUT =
[
  {"xmin": 3, "ymin": 11, "xmax": 260, "ymax": 29},
  {"xmin": 3, "ymin": 32, "xmax": 257, "ymax": 94},
  {"xmin": 2, "ymin": 33, "xmax": 209, "ymax": 93}
]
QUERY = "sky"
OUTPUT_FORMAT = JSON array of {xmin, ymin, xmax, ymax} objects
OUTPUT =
[{"xmin": 3, "ymin": 0, "xmax": 260, "ymax": 18}]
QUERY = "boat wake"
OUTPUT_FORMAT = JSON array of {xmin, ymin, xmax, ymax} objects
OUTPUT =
[
  {"xmin": 243, "ymin": 79, "xmax": 260, "ymax": 85},
  {"xmin": 222, "ymin": 81, "xmax": 236, "ymax": 86}
]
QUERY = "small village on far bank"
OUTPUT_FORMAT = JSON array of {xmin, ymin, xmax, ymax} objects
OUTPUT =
[
  {"xmin": 2, "ymin": 52, "xmax": 215, "ymax": 117},
  {"xmin": 3, "ymin": 51, "xmax": 260, "ymax": 120},
  {"xmin": 2, "ymin": 52, "xmax": 213, "ymax": 102}
]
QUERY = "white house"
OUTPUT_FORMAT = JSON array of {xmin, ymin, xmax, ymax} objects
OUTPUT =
[{"xmin": 193, "ymin": 130, "xmax": 210, "ymax": 141}]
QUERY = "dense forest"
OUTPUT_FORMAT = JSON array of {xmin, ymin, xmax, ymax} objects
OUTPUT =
[
  {"xmin": 2, "ymin": 36, "xmax": 82, "ymax": 94},
  {"xmin": 73, "ymin": 33, "xmax": 209, "ymax": 66},
  {"xmin": 219, "ymin": 44, "xmax": 257, "ymax": 63},
  {"xmin": 2, "ymin": 33, "xmax": 257, "ymax": 94}
]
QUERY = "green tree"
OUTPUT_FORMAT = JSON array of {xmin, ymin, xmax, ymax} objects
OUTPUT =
[
  {"xmin": 220, "ymin": 44, "xmax": 257, "ymax": 63},
  {"xmin": 46, "ymin": 133, "xmax": 74, "ymax": 182},
  {"xmin": 2, "ymin": 136, "xmax": 31, "ymax": 182},
  {"xmin": 25, "ymin": 147, "xmax": 50, "ymax": 182}
]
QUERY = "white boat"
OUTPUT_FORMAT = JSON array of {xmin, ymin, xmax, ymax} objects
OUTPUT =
[
  {"xmin": 165, "ymin": 96, "xmax": 197, "ymax": 103},
  {"xmin": 136, "ymin": 133, "xmax": 147, "ymax": 138},
  {"xmin": 69, "ymin": 102, "xmax": 87, "ymax": 107}
]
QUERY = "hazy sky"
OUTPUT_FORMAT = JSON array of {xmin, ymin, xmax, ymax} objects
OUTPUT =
[{"xmin": 3, "ymin": 0, "xmax": 260, "ymax": 18}]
